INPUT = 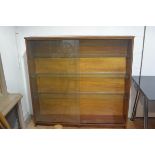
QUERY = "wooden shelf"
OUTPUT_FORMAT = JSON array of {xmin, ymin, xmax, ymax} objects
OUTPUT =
[
  {"xmin": 25, "ymin": 36, "xmax": 134, "ymax": 40},
  {"xmin": 32, "ymin": 92, "xmax": 126, "ymax": 96},
  {"xmin": 30, "ymin": 72, "xmax": 128, "ymax": 78},
  {"xmin": 32, "ymin": 53, "xmax": 128, "ymax": 58}
]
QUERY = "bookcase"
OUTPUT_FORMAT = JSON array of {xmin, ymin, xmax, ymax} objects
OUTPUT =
[{"xmin": 25, "ymin": 36, "xmax": 134, "ymax": 128}]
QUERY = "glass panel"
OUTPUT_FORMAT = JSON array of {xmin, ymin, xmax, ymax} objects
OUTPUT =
[
  {"xmin": 27, "ymin": 39, "xmax": 129, "ymax": 125},
  {"xmin": 30, "ymin": 40, "xmax": 80, "ymax": 124},
  {"xmin": 30, "ymin": 40, "xmax": 79, "ymax": 58}
]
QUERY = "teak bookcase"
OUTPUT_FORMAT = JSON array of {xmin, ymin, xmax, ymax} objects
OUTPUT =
[{"xmin": 25, "ymin": 36, "xmax": 134, "ymax": 128}]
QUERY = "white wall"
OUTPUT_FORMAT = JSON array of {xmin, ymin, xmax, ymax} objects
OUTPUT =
[
  {"xmin": 0, "ymin": 27, "xmax": 20, "ymax": 92},
  {"xmin": 141, "ymin": 27, "xmax": 155, "ymax": 75},
  {"xmin": 0, "ymin": 26, "xmax": 29, "ymax": 120},
  {"xmin": 1, "ymin": 26, "xmax": 155, "ymax": 121}
]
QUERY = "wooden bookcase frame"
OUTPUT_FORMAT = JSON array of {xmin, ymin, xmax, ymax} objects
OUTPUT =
[{"xmin": 25, "ymin": 36, "xmax": 134, "ymax": 128}]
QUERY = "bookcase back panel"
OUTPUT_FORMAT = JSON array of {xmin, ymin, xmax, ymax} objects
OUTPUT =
[
  {"xmin": 79, "ymin": 39, "xmax": 128, "ymax": 56},
  {"xmin": 80, "ymin": 94, "xmax": 124, "ymax": 123},
  {"xmin": 37, "ymin": 77, "xmax": 125, "ymax": 93},
  {"xmin": 39, "ymin": 94, "xmax": 79, "ymax": 114},
  {"xmin": 80, "ymin": 57, "xmax": 126, "ymax": 73},
  {"xmin": 80, "ymin": 77, "xmax": 125, "ymax": 93},
  {"xmin": 37, "ymin": 76, "xmax": 79, "ymax": 93},
  {"xmin": 80, "ymin": 94, "xmax": 123, "ymax": 115},
  {"xmin": 35, "ymin": 57, "xmax": 126, "ymax": 74},
  {"xmin": 80, "ymin": 115, "xmax": 124, "ymax": 124},
  {"xmin": 35, "ymin": 58, "xmax": 78, "ymax": 74}
]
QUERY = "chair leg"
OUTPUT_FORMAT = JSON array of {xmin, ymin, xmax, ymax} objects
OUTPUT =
[
  {"xmin": 144, "ymin": 98, "xmax": 148, "ymax": 129},
  {"xmin": 130, "ymin": 91, "xmax": 140, "ymax": 121},
  {"xmin": 17, "ymin": 100, "xmax": 25, "ymax": 129},
  {"xmin": 0, "ymin": 112, "xmax": 10, "ymax": 129}
]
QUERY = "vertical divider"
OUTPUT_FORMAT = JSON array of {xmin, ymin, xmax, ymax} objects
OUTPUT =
[
  {"xmin": 76, "ymin": 39, "xmax": 80, "ymax": 125},
  {"xmin": 123, "ymin": 39, "xmax": 134, "ymax": 123}
]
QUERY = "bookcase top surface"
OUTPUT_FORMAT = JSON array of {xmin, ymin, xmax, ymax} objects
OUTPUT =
[{"xmin": 25, "ymin": 36, "xmax": 135, "ymax": 40}]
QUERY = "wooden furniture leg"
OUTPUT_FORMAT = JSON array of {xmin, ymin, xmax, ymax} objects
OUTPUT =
[
  {"xmin": 17, "ymin": 100, "xmax": 25, "ymax": 129},
  {"xmin": 130, "ymin": 90, "xmax": 140, "ymax": 121},
  {"xmin": 0, "ymin": 112, "xmax": 10, "ymax": 129},
  {"xmin": 144, "ymin": 98, "xmax": 148, "ymax": 129}
]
